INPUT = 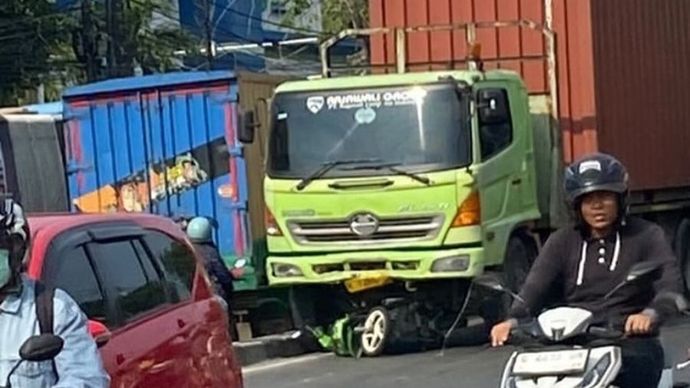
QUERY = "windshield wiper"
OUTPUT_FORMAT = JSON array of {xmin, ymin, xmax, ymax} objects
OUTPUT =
[
  {"xmin": 340, "ymin": 162, "xmax": 432, "ymax": 185},
  {"xmin": 295, "ymin": 158, "xmax": 382, "ymax": 191}
]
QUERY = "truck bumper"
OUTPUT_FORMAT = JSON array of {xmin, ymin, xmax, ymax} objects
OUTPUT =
[{"xmin": 266, "ymin": 245, "xmax": 484, "ymax": 286}]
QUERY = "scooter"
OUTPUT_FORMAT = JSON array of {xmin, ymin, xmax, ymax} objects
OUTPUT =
[{"xmin": 474, "ymin": 261, "xmax": 680, "ymax": 388}]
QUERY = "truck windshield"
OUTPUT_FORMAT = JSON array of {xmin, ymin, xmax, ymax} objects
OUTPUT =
[{"xmin": 267, "ymin": 83, "xmax": 471, "ymax": 179}]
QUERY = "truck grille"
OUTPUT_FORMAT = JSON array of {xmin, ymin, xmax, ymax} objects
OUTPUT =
[{"xmin": 288, "ymin": 214, "xmax": 444, "ymax": 245}]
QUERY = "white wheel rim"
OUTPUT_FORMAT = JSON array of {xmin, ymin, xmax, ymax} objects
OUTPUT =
[{"xmin": 361, "ymin": 310, "xmax": 386, "ymax": 353}]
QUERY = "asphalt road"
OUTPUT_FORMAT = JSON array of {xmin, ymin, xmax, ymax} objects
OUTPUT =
[{"xmin": 244, "ymin": 320, "xmax": 690, "ymax": 388}]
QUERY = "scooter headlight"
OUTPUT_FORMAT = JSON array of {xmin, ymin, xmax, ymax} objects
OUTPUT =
[{"xmin": 582, "ymin": 353, "xmax": 612, "ymax": 387}]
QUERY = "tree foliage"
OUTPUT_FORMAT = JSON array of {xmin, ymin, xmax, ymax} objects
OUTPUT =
[
  {"xmin": 111, "ymin": 0, "xmax": 198, "ymax": 76},
  {"xmin": 280, "ymin": 0, "xmax": 369, "ymax": 35},
  {"xmin": 0, "ymin": 0, "xmax": 76, "ymax": 106},
  {"xmin": 0, "ymin": 0, "xmax": 198, "ymax": 106}
]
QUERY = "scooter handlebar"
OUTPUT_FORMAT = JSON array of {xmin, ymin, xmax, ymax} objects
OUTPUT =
[{"xmin": 587, "ymin": 325, "xmax": 624, "ymax": 340}]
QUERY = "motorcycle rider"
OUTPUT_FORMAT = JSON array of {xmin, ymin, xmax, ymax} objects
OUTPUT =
[
  {"xmin": 0, "ymin": 199, "xmax": 109, "ymax": 387},
  {"xmin": 186, "ymin": 216, "xmax": 242, "ymax": 339},
  {"xmin": 490, "ymin": 153, "xmax": 684, "ymax": 387}
]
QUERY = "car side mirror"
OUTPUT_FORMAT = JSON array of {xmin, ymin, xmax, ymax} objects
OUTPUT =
[
  {"xmin": 19, "ymin": 334, "xmax": 64, "ymax": 362},
  {"xmin": 238, "ymin": 111, "xmax": 256, "ymax": 144},
  {"xmin": 88, "ymin": 320, "xmax": 112, "ymax": 348},
  {"xmin": 477, "ymin": 89, "xmax": 510, "ymax": 125}
]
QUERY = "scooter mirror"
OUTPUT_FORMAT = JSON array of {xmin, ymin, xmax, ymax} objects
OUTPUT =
[
  {"xmin": 605, "ymin": 260, "xmax": 664, "ymax": 300},
  {"xmin": 19, "ymin": 334, "xmax": 64, "ymax": 362},
  {"xmin": 626, "ymin": 261, "xmax": 662, "ymax": 282},
  {"xmin": 473, "ymin": 274, "xmax": 507, "ymax": 292}
]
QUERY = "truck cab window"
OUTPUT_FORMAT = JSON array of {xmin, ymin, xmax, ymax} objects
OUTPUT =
[{"xmin": 478, "ymin": 89, "xmax": 513, "ymax": 160}]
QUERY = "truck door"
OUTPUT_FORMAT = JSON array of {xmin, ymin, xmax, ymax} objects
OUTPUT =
[{"xmin": 473, "ymin": 85, "xmax": 538, "ymax": 266}]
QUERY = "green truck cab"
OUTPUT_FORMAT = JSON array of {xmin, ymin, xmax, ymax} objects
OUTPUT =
[
  {"xmin": 239, "ymin": 22, "xmax": 562, "ymax": 356},
  {"xmin": 264, "ymin": 71, "xmax": 540, "ymax": 282}
]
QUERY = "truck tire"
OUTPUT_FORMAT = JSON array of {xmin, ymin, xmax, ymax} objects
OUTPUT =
[
  {"xmin": 503, "ymin": 233, "xmax": 538, "ymax": 293},
  {"xmin": 360, "ymin": 307, "xmax": 390, "ymax": 357}
]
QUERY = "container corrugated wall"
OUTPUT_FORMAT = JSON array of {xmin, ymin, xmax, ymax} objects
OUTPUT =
[
  {"xmin": 369, "ymin": 0, "xmax": 690, "ymax": 191},
  {"xmin": 369, "ymin": 0, "xmax": 598, "ymax": 164},
  {"xmin": 63, "ymin": 74, "xmax": 250, "ymax": 258},
  {"xmin": 591, "ymin": 0, "xmax": 690, "ymax": 190}
]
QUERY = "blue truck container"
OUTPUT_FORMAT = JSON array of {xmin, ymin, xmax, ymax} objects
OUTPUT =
[
  {"xmin": 63, "ymin": 71, "xmax": 249, "ymax": 256},
  {"xmin": 62, "ymin": 71, "xmax": 294, "ymax": 337}
]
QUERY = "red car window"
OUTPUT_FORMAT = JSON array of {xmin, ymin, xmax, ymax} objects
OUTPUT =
[
  {"xmin": 142, "ymin": 231, "xmax": 196, "ymax": 302},
  {"xmin": 88, "ymin": 239, "xmax": 169, "ymax": 325},
  {"xmin": 51, "ymin": 245, "xmax": 108, "ymax": 324}
]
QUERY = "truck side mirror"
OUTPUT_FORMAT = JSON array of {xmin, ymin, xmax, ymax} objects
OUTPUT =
[
  {"xmin": 238, "ymin": 111, "xmax": 256, "ymax": 144},
  {"xmin": 477, "ymin": 89, "xmax": 510, "ymax": 125}
]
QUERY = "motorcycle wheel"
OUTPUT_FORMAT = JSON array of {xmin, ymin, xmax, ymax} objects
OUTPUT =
[{"xmin": 360, "ymin": 307, "xmax": 390, "ymax": 357}]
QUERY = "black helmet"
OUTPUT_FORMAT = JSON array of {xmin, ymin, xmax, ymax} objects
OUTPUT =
[{"xmin": 564, "ymin": 153, "xmax": 629, "ymax": 204}]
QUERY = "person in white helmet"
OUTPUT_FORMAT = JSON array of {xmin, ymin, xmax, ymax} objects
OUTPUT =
[
  {"xmin": 187, "ymin": 216, "xmax": 242, "ymax": 340},
  {"xmin": 0, "ymin": 199, "xmax": 109, "ymax": 387}
]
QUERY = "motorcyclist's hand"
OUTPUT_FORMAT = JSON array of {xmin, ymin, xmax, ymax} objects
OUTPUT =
[
  {"xmin": 490, "ymin": 321, "xmax": 513, "ymax": 347},
  {"xmin": 625, "ymin": 313, "xmax": 653, "ymax": 335}
]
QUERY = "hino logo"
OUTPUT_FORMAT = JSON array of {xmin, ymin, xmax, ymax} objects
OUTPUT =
[
  {"xmin": 349, "ymin": 213, "xmax": 379, "ymax": 237},
  {"xmin": 306, "ymin": 96, "xmax": 324, "ymax": 114}
]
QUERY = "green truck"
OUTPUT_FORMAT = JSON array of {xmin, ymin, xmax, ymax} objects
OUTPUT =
[{"xmin": 238, "ymin": 21, "xmax": 690, "ymax": 356}]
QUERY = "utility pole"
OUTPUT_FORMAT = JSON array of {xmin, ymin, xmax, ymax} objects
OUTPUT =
[
  {"xmin": 105, "ymin": 0, "xmax": 116, "ymax": 77},
  {"xmin": 75, "ymin": 0, "xmax": 99, "ymax": 81}
]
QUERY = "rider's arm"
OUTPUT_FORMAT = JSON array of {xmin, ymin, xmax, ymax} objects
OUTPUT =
[
  {"xmin": 507, "ymin": 230, "xmax": 566, "ymax": 320},
  {"xmin": 643, "ymin": 224, "xmax": 685, "ymax": 323},
  {"xmin": 52, "ymin": 289, "xmax": 110, "ymax": 388}
]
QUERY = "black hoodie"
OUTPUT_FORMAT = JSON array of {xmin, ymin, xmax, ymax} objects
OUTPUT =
[{"xmin": 509, "ymin": 217, "xmax": 684, "ymax": 324}]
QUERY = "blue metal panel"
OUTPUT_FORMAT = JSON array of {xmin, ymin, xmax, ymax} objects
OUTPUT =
[
  {"xmin": 63, "ymin": 72, "xmax": 246, "ymax": 257},
  {"xmin": 63, "ymin": 71, "xmax": 235, "ymax": 98}
]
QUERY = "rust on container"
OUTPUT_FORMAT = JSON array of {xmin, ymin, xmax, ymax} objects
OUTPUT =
[
  {"xmin": 591, "ymin": 0, "xmax": 690, "ymax": 190},
  {"xmin": 367, "ymin": 0, "xmax": 690, "ymax": 190},
  {"xmin": 368, "ymin": 0, "xmax": 600, "ymax": 165}
]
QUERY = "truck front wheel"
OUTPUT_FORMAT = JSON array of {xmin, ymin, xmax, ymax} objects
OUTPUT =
[{"xmin": 503, "ymin": 233, "xmax": 538, "ymax": 293}]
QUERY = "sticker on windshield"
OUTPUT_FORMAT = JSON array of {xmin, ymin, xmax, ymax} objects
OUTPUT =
[
  {"xmin": 354, "ymin": 107, "xmax": 377, "ymax": 124},
  {"xmin": 306, "ymin": 96, "xmax": 325, "ymax": 114},
  {"xmin": 325, "ymin": 88, "xmax": 428, "ymax": 111}
]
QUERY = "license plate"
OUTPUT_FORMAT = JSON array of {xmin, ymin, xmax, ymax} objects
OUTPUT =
[
  {"xmin": 344, "ymin": 275, "xmax": 391, "ymax": 293},
  {"xmin": 512, "ymin": 349, "xmax": 589, "ymax": 376}
]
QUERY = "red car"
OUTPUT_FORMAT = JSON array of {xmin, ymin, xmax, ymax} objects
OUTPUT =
[{"xmin": 24, "ymin": 212, "xmax": 244, "ymax": 388}]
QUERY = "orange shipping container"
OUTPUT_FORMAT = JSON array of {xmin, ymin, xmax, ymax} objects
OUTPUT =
[{"xmin": 368, "ymin": 0, "xmax": 690, "ymax": 191}]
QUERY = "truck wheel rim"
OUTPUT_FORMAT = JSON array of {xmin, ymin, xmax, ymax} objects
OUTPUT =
[{"xmin": 362, "ymin": 310, "xmax": 386, "ymax": 353}]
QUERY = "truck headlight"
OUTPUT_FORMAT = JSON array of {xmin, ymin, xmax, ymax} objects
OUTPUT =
[
  {"xmin": 431, "ymin": 255, "xmax": 470, "ymax": 272},
  {"xmin": 272, "ymin": 263, "xmax": 304, "ymax": 277}
]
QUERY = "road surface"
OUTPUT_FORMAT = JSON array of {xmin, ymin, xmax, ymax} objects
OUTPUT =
[{"xmin": 244, "ymin": 321, "xmax": 690, "ymax": 388}]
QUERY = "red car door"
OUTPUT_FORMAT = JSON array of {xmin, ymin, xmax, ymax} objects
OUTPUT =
[
  {"xmin": 142, "ymin": 230, "xmax": 242, "ymax": 387},
  {"xmin": 86, "ymin": 235, "xmax": 193, "ymax": 388},
  {"xmin": 38, "ymin": 220, "xmax": 241, "ymax": 388}
]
